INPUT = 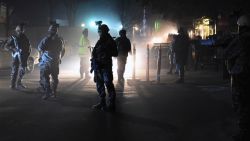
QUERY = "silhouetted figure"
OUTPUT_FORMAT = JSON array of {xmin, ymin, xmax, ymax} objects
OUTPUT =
[
  {"xmin": 91, "ymin": 24, "xmax": 118, "ymax": 111},
  {"xmin": 172, "ymin": 27, "xmax": 190, "ymax": 83},
  {"xmin": 115, "ymin": 29, "xmax": 131, "ymax": 83},
  {"xmin": 225, "ymin": 14, "xmax": 250, "ymax": 141}
]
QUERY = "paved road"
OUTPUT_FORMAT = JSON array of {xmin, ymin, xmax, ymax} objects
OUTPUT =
[{"xmin": 0, "ymin": 67, "xmax": 238, "ymax": 141}]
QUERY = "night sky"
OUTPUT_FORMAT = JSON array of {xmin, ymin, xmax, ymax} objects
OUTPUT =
[{"xmin": 2, "ymin": 0, "xmax": 250, "ymax": 26}]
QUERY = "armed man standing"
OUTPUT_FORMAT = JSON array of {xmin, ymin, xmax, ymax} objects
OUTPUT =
[
  {"xmin": 38, "ymin": 22, "xmax": 65, "ymax": 100},
  {"xmin": 79, "ymin": 28, "xmax": 91, "ymax": 79},
  {"xmin": 225, "ymin": 14, "xmax": 250, "ymax": 141},
  {"xmin": 91, "ymin": 24, "xmax": 118, "ymax": 111},
  {"xmin": 4, "ymin": 23, "xmax": 31, "ymax": 89},
  {"xmin": 115, "ymin": 29, "xmax": 131, "ymax": 83}
]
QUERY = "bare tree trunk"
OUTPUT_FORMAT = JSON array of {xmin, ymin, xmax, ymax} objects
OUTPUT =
[
  {"xmin": 48, "ymin": 0, "xmax": 53, "ymax": 22},
  {"xmin": 6, "ymin": 3, "xmax": 9, "ymax": 37},
  {"xmin": 63, "ymin": 0, "xmax": 77, "ymax": 27}
]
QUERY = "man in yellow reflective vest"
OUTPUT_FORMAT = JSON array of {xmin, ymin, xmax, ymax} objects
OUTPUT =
[{"xmin": 79, "ymin": 28, "xmax": 91, "ymax": 79}]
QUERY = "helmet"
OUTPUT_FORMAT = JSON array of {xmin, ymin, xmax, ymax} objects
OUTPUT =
[
  {"xmin": 82, "ymin": 28, "xmax": 88, "ymax": 35},
  {"xmin": 177, "ymin": 27, "xmax": 185, "ymax": 34},
  {"xmin": 119, "ymin": 29, "xmax": 126, "ymax": 35},
  {"xmin": 237, "ymin": 14, "xmax": 250, "ymax": 27},
  {"xmin": 48, "ymin": 23, "xmax": 59, "ymax": 33},
  {"xmin": 98, "ymin": 24, "xmax": 109, "ymax": 33},
  {"xmin": 15, "ymin": 23, "xmax": 25, "ymax": 32}
]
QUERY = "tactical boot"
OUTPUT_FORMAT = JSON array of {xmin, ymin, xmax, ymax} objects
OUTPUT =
[
  {"xmin": 17, "ymin": 78, "xmax": 27, "ymax": 89},
  {"xmin": 50, "ymin": 91, "xmax": 57, "ymax": 98},
  {"xmin": 92, "ymin": 98, "xmax": 106, "ymax": 111},
  {"xmin": 10, "ymin": 78, "xmax": 17, "ymax": 90},
  {"xmin": 9, "ymin": 85, "xmax": 16, "ymax": 90},
  {"xmin": 175, "ymin": 78, "xmax": 184, "ymax": 83},
  {"xmin": 42, "ymin": 88, "xmax": 52, "ymax": 100},
  {"xmin": 107, "ymin": 101, "xmax": 116, "ymax": 112},
  {"xmin": 37, "ymin": 86, "xmax": 45, "ymax": 93},
  {"xmin": 42, "ymin": 93, "xmax": 50, "ymax": 100},
  {"xmin": 51, "ymin": 85, "xmax": 57, "ymax": 98},
  {"xmin": 16, "ymin": 83, "xmax": 27, "ymax": 89},
  {"xmin": 107, "ymin": 95, "xmax": 116, "ymax": 112}
]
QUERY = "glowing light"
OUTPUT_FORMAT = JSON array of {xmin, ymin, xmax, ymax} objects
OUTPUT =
[
  {"xmin": 194, "ymin": 17, "xmax": 215, "ymax": 39},
  {"xmin": 203, "ymin": 19, "xmax": 210, "ymax": 25},
  {"xmin": 119, "ymin": 25, "xmax": 123, "ymax": 29},
  {"xmin": 89, "ymin": 21, "xmax": 96, "ymax": 27},
  {"xmin": 151, "ymin": 37, "xmax": 163, "ymax": 43},
  {"xmin": 133, "ymin": 26, "xmax": 139, "ymax": 31},
  {"xmin": 81, "ymin": 23, "xmax": 85, "ymax": 27}
]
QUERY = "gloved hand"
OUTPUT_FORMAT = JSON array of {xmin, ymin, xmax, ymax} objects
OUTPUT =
[{"xmin": 90, "ymin": 67, "xmax": 94, "ymax": 73}]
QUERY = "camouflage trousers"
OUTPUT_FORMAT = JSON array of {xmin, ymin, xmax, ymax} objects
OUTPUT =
[
  {"xmin": 11, "ymin": 55, "xmax": 28, "ymax": 87},
  {"xmin": 117, "ymin": 56, "xmax": 127, "ymax": 80},
  {"xmin": 94, "ymin": 68, "xmax": 116, "ymax": 103},
  {"xmin": 39, "ymin": 62, "xmax": 59, "ymax": 95}
]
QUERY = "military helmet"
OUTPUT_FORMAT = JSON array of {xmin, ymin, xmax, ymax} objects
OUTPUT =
[
  {"xmin": 237, "ymin": 14, "xmax": 250, "ymax": 27},
  {"xmin": 48, "ymin": 21, "xmax": 59, "ymax": 32},
  {"xmin": 98, "ymin": 24, "xmax": 109, "ymax": 33},
  {"xmin": 15, "ymin": 23, "xmax": 25, "ymax": 32},
  {"xmin": 82, "ymin": 28, "xmax": 88, "ymax": 34},
  {"xmin": 119, "ymin": 29, "xmax": 126, "ymax": 35}
]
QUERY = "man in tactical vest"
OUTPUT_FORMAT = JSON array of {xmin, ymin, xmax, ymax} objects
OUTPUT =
[
  {"xmin": 91, "ymin": 24, "xmax": 118, "ymax": 111},
  {"xmin": 4, "ymin": 23, "xmax": 31, "ymax": 89},
  {"xmin": 225, "ymin": 14, "xmax": 250, "ymax": 141},
  {"xmin": 38, "ymin": 22, "xmax": 65, "ymax": 100}
]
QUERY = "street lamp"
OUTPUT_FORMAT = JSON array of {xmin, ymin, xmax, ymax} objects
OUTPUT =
[
  {"xmin": 132, "ymin": 25, "xmax": 139, "ymax": 42},
  {"xmin": 131, "ymin": 25, "xmax": 139, "ymax": 80}
]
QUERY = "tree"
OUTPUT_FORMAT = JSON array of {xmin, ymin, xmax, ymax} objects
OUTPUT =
[
  {"xmin": 48, "ymin": 0, "xmax": 56, "ymax": 23},
  {"xmin": 63, "ymin": 0, "xmax": 79, "ymax": 26}
]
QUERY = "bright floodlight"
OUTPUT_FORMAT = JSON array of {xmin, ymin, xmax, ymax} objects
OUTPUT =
[
  {"xmin": 89, "ymin": 21, "xmax": 96, "ymax": 27},
  {"xmin": 133, "ymin": 26, "xmax": 139, "ymax": 31},
  {"xmin": 81, "ymin": 23, "xmax": 85, "ymax": 27},
  {"xmin": 152, "ymin": 37, "xmax": 163, "ymax": 43}
]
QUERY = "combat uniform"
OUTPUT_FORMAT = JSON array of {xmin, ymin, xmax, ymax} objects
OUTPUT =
[
  {"xmin": 115, "ymin": 35, "xmax": 131, "ymax": 82},
  {"xmin": 38, "ymin": 33, "xmax": 65, "ymax": 99},
  {"xmin": 5, "ymin": 33, "xmax": 31, "ymax": 89},
  {"xmin": 91, "ymin": 25, "xmax": 118, "ymax": 111},
  {"xmin": 225, "ymin": 31, "xmax": 250, "ymax": 141}
]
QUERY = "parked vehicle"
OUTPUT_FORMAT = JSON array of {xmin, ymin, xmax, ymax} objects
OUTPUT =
[{"xmin": 0, "ymin": 39, "xmax": 39, "ymax": 72}]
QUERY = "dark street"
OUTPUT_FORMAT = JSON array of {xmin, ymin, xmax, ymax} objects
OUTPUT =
[{"xmin": 0, "ymin": 68, "xmax": 237, "ymax": 141}]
